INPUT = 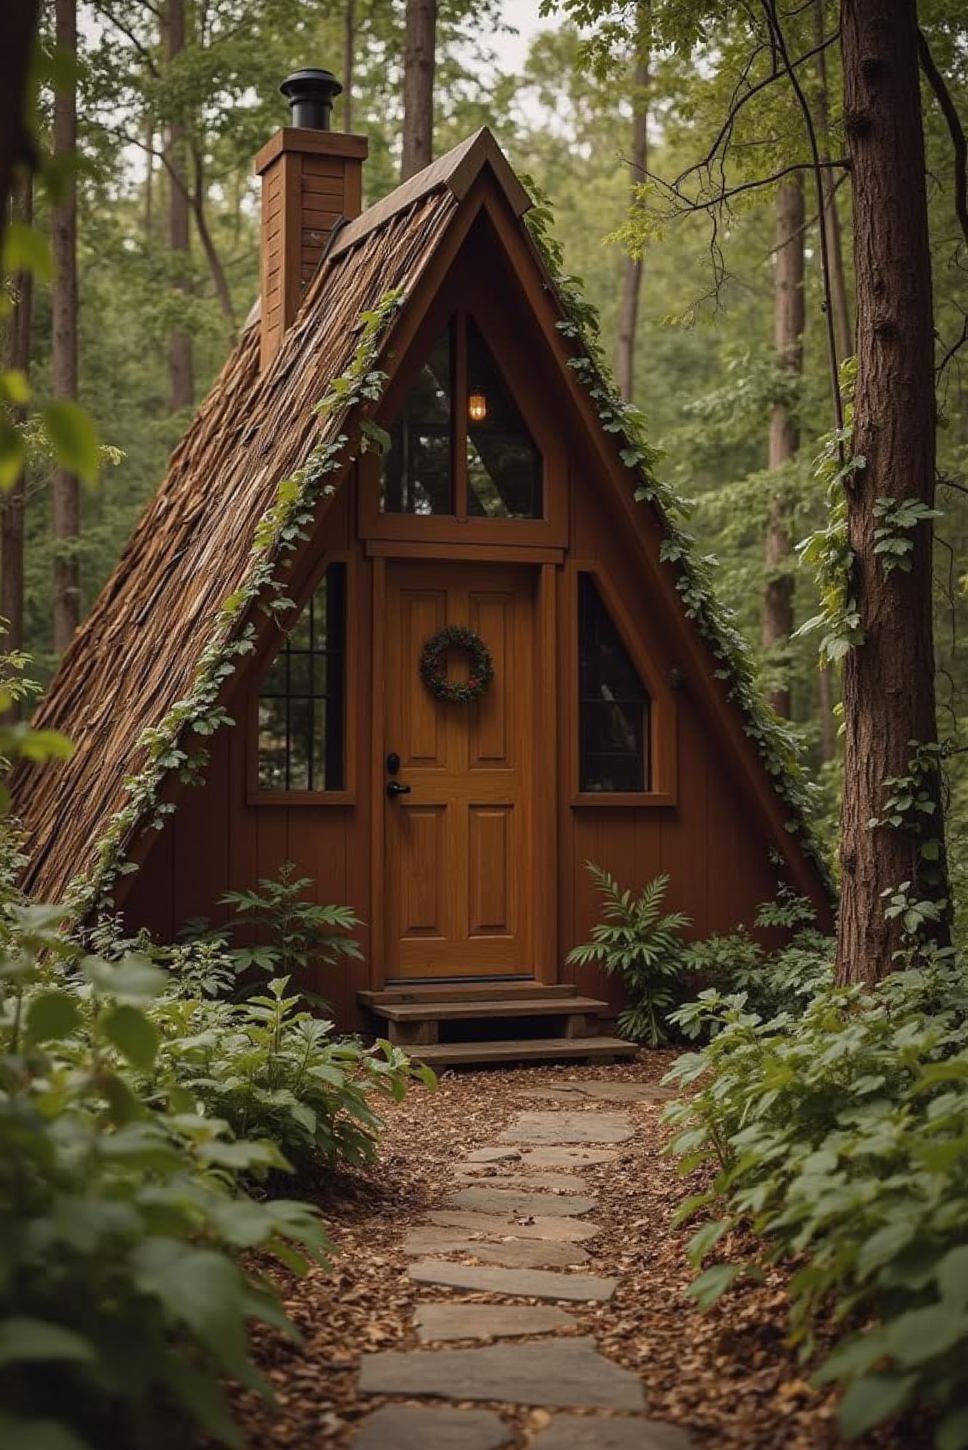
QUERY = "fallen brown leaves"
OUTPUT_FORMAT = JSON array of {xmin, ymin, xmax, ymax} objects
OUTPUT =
[{"xmin": 231, "ymin": 1055, "xmax": 920, "ymax": 1449}]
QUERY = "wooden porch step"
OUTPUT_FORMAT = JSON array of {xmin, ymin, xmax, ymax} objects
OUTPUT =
[
  {"xmin": 407, "ymin": 1036, "xmax": 637, "ymax": 1067},
  {"xmin": 359, "ymin": 983, "xmax": 579, "ymax": 1007},
  {"xmin": 372, "ymin": 996, "xmax": 607, "ymax": 1024}
]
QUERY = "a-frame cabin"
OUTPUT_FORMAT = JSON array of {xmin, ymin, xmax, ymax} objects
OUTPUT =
[{"xmin": 14, "ymin": 71, "xmax": 832, "ymax": 1060}]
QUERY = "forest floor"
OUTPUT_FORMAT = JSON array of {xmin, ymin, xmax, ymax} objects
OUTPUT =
[{"xmin": 234, "ymin": 1053, "xmax": 884, "ymax": 1449}]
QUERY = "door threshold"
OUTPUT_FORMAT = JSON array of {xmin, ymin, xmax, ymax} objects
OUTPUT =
[{"xmin": 384, "ymin": 974, "xmax": 536, "ymax": 986}]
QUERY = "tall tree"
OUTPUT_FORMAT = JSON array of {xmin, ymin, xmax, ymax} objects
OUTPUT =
[
  {"xmin": 2, "ymin": 175, "xmax": 33, "ymax": 664},
  {"xmin": 613, "ymin": 4, "xmax": 650, "ymax": 401},
  {"xmin": 611, "ymin": 7, "xmax": 649, "ymax": 403},
  {"xmin": 813, "ymin": 0, "xmax": 852, "ymax": 367},
  {"xmin": 343, "ymin": 0, "xmax": 356, "ymax": 133},
  {"xmin": 762, "ymin": 177, "xmax": 804, "ymax": 720},
  {"xmin": 51, "ymin": 0, "xmax": 80, "ymax": 653},
  {"xmin": 837, "ymin": 0, "xmax": 950, "ymax": 981},
  {"xmin": 165, "ymin": 0, "xmax": 194, "ymax": 412},
  {"xmin": 813, "ymin": 0, "xmax": 850, "ymax": 761},
  {"xmin": 0, "ymin": 0, "xmax": 39, "ymax": 247},
  {"xmin": 400, "ymin": 0, "xmax": 436, "ymax": 179}
]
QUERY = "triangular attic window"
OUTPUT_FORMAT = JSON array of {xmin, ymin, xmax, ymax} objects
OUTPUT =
[{"xmin": 465, "ymin": 318, "xmax": 542, "ymax": 519}]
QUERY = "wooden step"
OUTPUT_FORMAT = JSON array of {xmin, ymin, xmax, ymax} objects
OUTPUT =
[
  {"xmin": 359, "ymin": 983, "xmax": 579, "ymax": 1007},
  {"xmin": 371, "ymin": 996, "xmax": 607, "ymax": 1024},
  {"xmin": 407, "ymin": 1036, "xmax": 637, "ymax": 1067}
]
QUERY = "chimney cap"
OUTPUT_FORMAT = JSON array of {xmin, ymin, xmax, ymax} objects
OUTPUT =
[{"xmin": 280, "ymin": 68, "xmax": 343, "ymax": 131}]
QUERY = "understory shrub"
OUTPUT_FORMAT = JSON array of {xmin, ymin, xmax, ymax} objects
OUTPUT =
[
  {"xmin": 1, "ymin": 856, "xmax": 432, "ymax": 1445},
  {"xmin": 152, "ymin": 976, "xmax": 434, "ymax": 1176},
  {"xmin": 0, "ymin": 903, "xmax": 330, "ymax": 1450},
  {"xmin": 664, "ymin": 958, "xmax": 968, "ymax": 1447},
  {"xmin": 219, "ymin": 862, "xmax": 363, "ymax": 997},
  {"xmin": 567, "ymin": 865, "xmax": 690, "ymax": 1045},
  {"xmin": 680, "ymin": 895, "xmax": 833, "ymax": 1030}
]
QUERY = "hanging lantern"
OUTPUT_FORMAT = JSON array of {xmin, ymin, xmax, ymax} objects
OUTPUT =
[{"xmin": 468, "ymin": 388, "xmax": 488, "ymax": 423}]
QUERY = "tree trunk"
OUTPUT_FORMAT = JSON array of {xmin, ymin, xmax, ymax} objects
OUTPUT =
[
  {"xmin": 144, "ymin": 114, "xmax": 154, "ymax": 239},
  {"xmin": 165, "ymin": 0, "xmax": 193, "ymax": 412},
  {"xmin": 762, "ymin": 177, "xmax": 804, "ymax": 720},
  {"xmin": 0, "ymin": 0, "xmax": 39, "ymax": 251},
  {"xmin": 343, "ymin": 0, "xmax": 356, "ymax": 133},
  {"xmin": 814, "ymin": 0, "xmax": 853, "ymax": 365},
  {"xmin": 190, "ymin": 142, "xmax": 236, "ymax": 333},
  {"xmin": 818, "ymin": 663, "xmax": 837, "ymax": 762},
  {"xmin": 400, "ymin": 0, "xmax": 436, "ymax": 180},
  {"xmin": 2, "ymin": 174, "xmax": 32, "ymax": 670},
  {"xmin": 613, "ymin": 6, "xmax": 650, "ymax": 402},
  {"xmin": 51, "ymin": 0, "xmax": 80, "ymax": 654},
  {"xmin": 837, "ymin": 0, "xmax": 950, "ymax": 983}
]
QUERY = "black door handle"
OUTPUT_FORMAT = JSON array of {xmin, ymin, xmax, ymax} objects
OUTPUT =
[{"xmin": 386, "ymin": 780, "xmax": 412, "ymax": 799}]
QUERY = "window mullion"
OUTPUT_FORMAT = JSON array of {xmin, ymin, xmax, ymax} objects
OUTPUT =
[{"xmin": 454, "ymin": 313, "xmax": 468, "ymax": 521}]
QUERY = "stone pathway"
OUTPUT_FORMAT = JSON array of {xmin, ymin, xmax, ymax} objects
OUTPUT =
[{"xmin": 351, "ymin": 1085, "xmax": 697, "ymax": 1449}]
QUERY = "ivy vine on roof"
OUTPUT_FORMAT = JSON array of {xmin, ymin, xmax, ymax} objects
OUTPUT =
[
  {"xmin": 521, "ymin": 180, "xmax": 833, "ymax": 893},
  {"xmin": 66, "ymin": 289, "xmax": 406, "ymax": 919}
]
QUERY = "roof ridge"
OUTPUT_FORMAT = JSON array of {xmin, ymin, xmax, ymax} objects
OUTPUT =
[{"xmin": 329, "ymin": 126, "xmax": 531, "ymax": 262}]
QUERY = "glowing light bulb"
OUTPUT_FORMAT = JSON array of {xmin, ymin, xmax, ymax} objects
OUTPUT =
[{"xmin": 468, "ymin": 389, "xmax": 487, "ymax": 423}]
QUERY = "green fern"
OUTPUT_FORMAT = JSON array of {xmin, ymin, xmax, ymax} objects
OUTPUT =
[{"xmin": 567, "ymin": 864, "xmax": 691, "ymax": 1046}]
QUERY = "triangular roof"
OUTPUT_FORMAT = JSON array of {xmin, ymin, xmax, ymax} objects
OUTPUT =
[{"xmin": 14, "ymin": 128, "xmax": 832, "ymax": 915}]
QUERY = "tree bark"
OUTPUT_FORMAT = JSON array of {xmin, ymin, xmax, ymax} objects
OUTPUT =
[
  {"xmin": 818, "ymin": 663, "xmax": 837, "ymax": 762},
  {"xmin": 400, "ymin": 0, "xmax": 436, "ymax": 180},
  {"xmin": 613, "ymin": 6, "xmax": 650, "ymax": 402},
  {"xmin": 813, "ymin": 0, "xmax": 853, "ymax": 365},
  {"xmin": 343, "ymin": 0, "xmax": 356, "ymax": 133},
  {"xmin": 2, "ymin": 174, "xmax": 33, "ymax": 670},
  {"xmin": 165, "ymin": 0, "xmax": 194, "ymax": 412},
  {"xmin": 0, "ymin": 0, "xmax": 39, "ymax": 252},
  {"xmin": 190, "ymin": 142, "xmax": 236, "ymax": 332},
  {"xmin": 51, "ymin": 0, "xmax": 80, "ymax": 654},
  {"xmin": 762, "ymin": 177, "xmax": 804, "ymax": 720},
  {"xmin": 837, "ymin": 0, "xmax": 950, "ymax": 983}
]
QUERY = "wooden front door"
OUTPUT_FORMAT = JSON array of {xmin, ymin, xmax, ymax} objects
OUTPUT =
[{"xmin": 382, "ymin": 561, "xmax": 539, "ymax": 978}]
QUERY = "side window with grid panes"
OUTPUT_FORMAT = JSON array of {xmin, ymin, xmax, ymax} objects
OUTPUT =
[{"xmin": 256, "ymin": 563, "xmax": 346, "ymax": 791}]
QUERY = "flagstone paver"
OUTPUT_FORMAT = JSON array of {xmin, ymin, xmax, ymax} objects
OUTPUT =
[
  {"xmin": 415, "ymin": 1303, "xmax": 576, "ymax": 1342},
  {"xmin": 358, "ymin": 1338, "xmax": 645, "ymax": 1411},
  {"xmin": 446, "ymin": 1187, "xmax": 598, "ymax": 1217},
  {"xmin": 427, "ymin": 1209, "xmax": 600, "ymax": 1243},
  {"xmin": 455, "ymin": 1170, "xmax": 589, "ymax": 1192},
  {"xmin": 351, "ymin": 1404, "xmax": 511, "ymax": 1449},
  {"xmin": 498, "ymin": 1112, "xmax": 635, "ymax": 1145},
  {"xmin": 407, "ymin": 1260, "xmax": 618, "ymax": 1302},
  {"xmin": 465, "ymin": 1146, "xmax": 522, "ymax": 1164},
  {"xmin": 533, "ymin": 1414, "xmax": 695, "ymax": 1448},
  {"xmin": 402, "ymin": 1228, "xmax": 589, "ymax": 1269},
  {"xmin": 519, "ymin": 1146, "xmax": 620, "ymax": 1168}
]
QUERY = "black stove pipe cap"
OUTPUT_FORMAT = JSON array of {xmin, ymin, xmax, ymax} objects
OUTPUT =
[{"xmin": 280, "ymin": 68, "xmax": 343, "ymax": 131}]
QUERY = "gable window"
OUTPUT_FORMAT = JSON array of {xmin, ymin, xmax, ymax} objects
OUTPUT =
[
  {"xmin": 578, "ymin": 573, "xmax": 650, "ymax": 793},
  {"xmin": 256, "ymin": 563, "xmax": 346, "ymax": 792},
  {"xmin": 379, "ymin": 313, "xmax": 542, "ymax": 520}
]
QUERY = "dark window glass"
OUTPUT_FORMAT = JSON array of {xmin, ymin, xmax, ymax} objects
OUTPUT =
[
  {"xmin": 578, "ymin": 574, "xmax": 650, "ymax": 792},
  {"xmin": 466, "ymin": 319, "xmax": 542, "ymax": 519},
  {"xmin": 257, "ymin": 563, "xmax": 346, "ymax": 791},
  {"xmin": 380, "ymin": 331, "xmax": 453, "ymax": 514}
]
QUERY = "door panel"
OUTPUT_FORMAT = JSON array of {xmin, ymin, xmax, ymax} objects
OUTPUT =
[{"xmin": 383, "ymin": 561, "xmax": 537, "ymax": 977}]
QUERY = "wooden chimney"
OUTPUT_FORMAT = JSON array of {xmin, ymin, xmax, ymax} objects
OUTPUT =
[{"xmin": 254, "ymin": 69, "xmax": 368, "ymax": 370}]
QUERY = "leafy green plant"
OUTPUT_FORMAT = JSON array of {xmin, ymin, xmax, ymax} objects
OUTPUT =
[
  {"xmin": 220, "ymin": 863, "xmax": 362, "ymax": 997},
  {"xmin": 0, "ymin": 906, "xmax": 331, "ymax": 1450},
  {"xmin": 663, "ymin": 959, "xmax": 968, "ymax": 1447},
  {"xmin": 567, "ymin": 865, "xmax": 690, "ymax": 1045},
  {"xmin": 152, "ymin": 977, "xmax": 434, "ymax": 1177}
]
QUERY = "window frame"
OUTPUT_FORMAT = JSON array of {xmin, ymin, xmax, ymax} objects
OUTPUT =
[
  {"xmin": 359, "ymin": 286, "xmax": 567, "ymax": 548},
  {"xmin": 247, "ymin": 551, "xmax": 357, "ymax": 807},
  {"xmin": 567, "ymin": 561, "xmax": 677, "ymax": 808}
]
